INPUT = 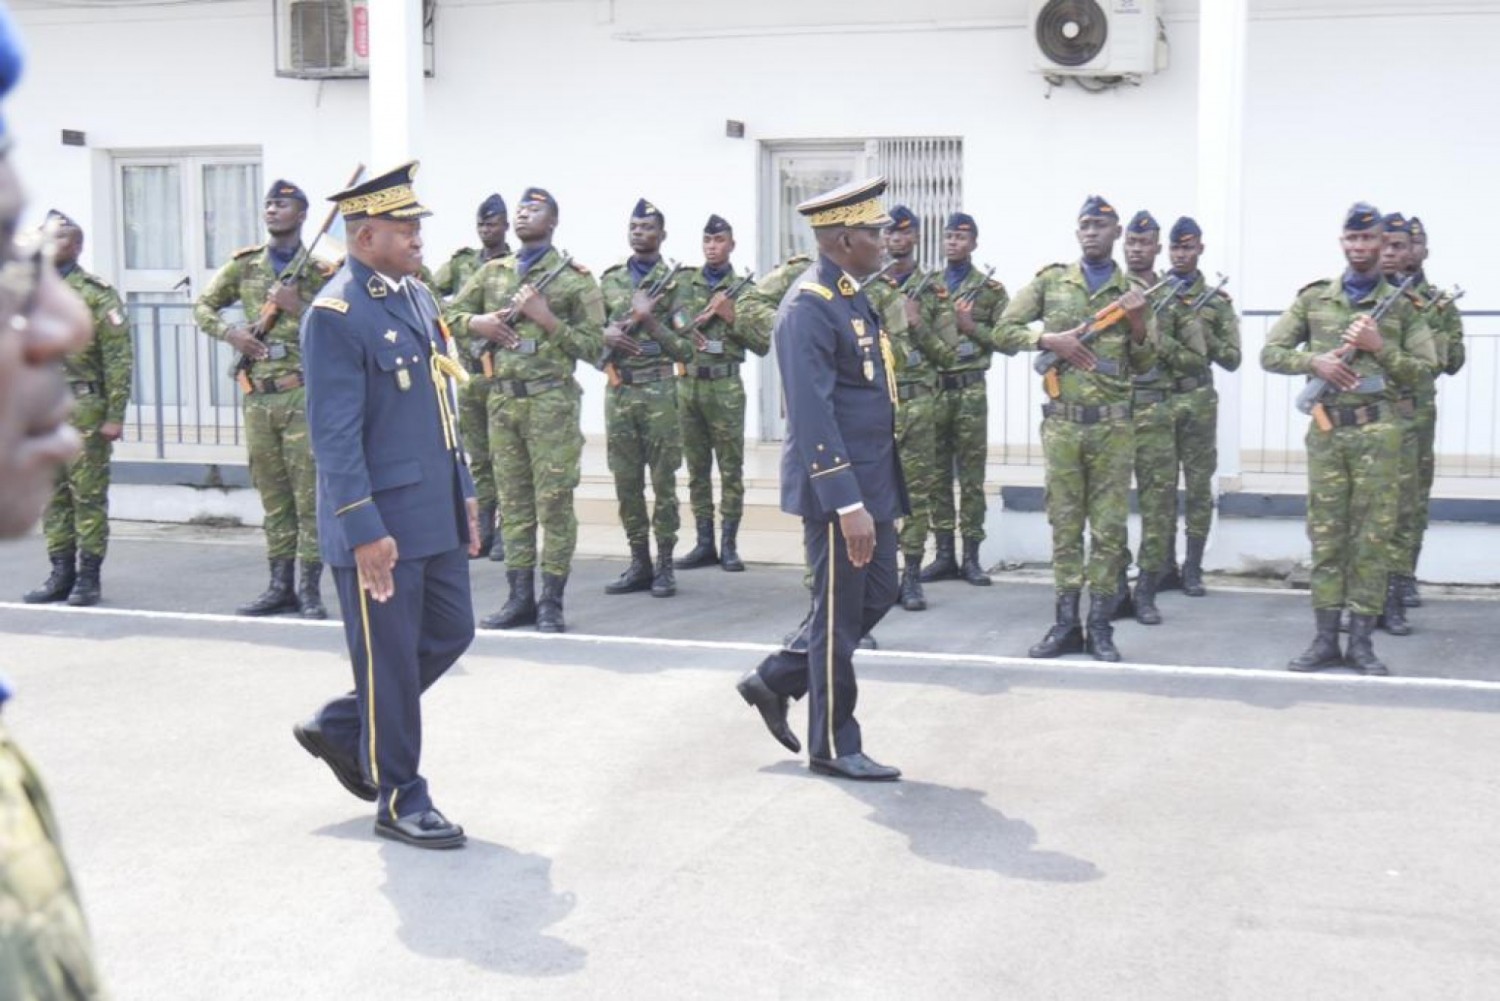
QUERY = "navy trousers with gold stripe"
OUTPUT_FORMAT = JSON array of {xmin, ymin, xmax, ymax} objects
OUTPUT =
[
  {"xmin": 757, "ymin": 518, "xmax": 898, "ymax": 760},
  {"xmin": 315, "ymin": 545, "xmax": 474, "ymax": 820}
]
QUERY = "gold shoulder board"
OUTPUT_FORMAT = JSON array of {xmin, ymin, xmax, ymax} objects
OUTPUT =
[
  {"xmin": 313, "ymin": 297, "xmax": 349, "ymax": 313},
  {"xmin": 799, "ymin": 282, "xmax": 834, "ymax": 301}
]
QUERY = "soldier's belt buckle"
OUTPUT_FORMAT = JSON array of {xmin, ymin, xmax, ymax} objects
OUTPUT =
[
  {"xmin": 639, "ymin": 341, "xmax": 663, "ymax": 357},
  {"xmin": 265, "ymin": 343, "xmax": 289, "ymax": 361},
  {"xmin": 514, "ymin": 339, "xmax": 537, "ymax": 355},
  {"xmin": 1094, "ymin": 360, "xmax": 1121, "ymax": 376},
  {"xmin": 703, "ymin": 339, "xmax": 725, "ymax": 355}
]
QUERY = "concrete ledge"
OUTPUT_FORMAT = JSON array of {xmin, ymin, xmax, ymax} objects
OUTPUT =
[{"xmin": 114, "ymin": 461, "xmax": 251, "ymax": 489}]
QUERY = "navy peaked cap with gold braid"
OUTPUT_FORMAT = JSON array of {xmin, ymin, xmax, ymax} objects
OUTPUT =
[
  {"xmin": 797, "ymin": 176, "xmax": 892, "ymax": 229},
  {"xmin": 330, "ymin": 162, "xmax": 430, "ymax": 221}
]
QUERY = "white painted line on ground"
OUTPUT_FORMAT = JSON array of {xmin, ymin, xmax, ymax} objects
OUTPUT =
[{"xmin": 4, "ymin": 600, "xmax": 1498, "ymax": 695}]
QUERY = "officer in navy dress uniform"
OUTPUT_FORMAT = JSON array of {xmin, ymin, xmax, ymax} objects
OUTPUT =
[
  {"xmin": 291, "ymin": 162, "xmax": 481, "ymax": 850},
  {"xmin": 735, "ymin": 177, "xmax": 908, "ymax": 782}
]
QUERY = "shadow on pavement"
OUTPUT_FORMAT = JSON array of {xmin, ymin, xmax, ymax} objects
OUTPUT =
[
  {"xmin": 313, "ymin": 817, "xmax": 586, "ymax": 977},
  {"xmin": 762, "ymin": 763, "xmax": 1102, "ymax": 884}
]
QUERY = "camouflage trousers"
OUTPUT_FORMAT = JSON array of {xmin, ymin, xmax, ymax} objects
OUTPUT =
[
  {"xmin": 1391, "ymin": 396, "xmax": 1436, "ymax": 576},
  {"xmin": 678, "ymin": 374, "xmax": 746, "ymax": 522},
  {"xmin": 1042, "ymin": 415, "xmax": 1133, "ymax": 596},
  {"xmin": 1130, "ymin": 396, "xmax": 1177, "ymax": 573},
  {"xmin": 489, "ymin": 381, "xmax": 585, "ymax": 576},
  {"xmin": 0, "ymin": 721, "xmax": 103, "ymax": 1000},
  {"xmin": 931, "ymin": 379, "xmax": 988, "ymax": 541},
  {"xmin": 606, "ymin": 380, "xmax": 681, "ymax": 548},
  {"xmin": 245, "ymin": 388, "xmax": 318, "ymax": 563},
  {"xmin": 1305, "ymin": 419, "xmax": 1401, "ymax": 615},
  {"xmin": 894, "ymin": 386, "xmax": 938, "ymax": 558},
  {"xmin": 41, "ymin": 397, "xmax": 112, "ymax": 558},
  {"xmin": 458, "ymin": 375, "xmax": 498, "ymax": 509},
  {"xmin": 1169, "ymin": 384, "xmax": 1219, "ymax": 540}
]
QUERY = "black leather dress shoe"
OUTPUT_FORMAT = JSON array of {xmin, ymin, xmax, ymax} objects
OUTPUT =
[
  {"xmin": 293, "ymin": 721, "xmax": 377, "ymax": 802},
  {"xmin": 375, "ymin": 809, "xmax": 466, "ymax": 850},
  {"xmin": 809, "ymin": 752, "xmax": 901, "ymax": 782},
  {"xmin": 736, "ymin": 670, "xmax": 801, "ymax": 754}
]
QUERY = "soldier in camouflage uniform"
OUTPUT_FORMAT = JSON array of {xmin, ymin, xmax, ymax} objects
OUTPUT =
[
  {"xmin": 1261, "ymin": 202, "xmax": 1435, "ymax": 676},
  {"xmin": 0, "ymin": 33, "xmax": 108, "ymax": 988},
  {"xmin": 995, "ymin": 196, "xmax": 1155, "ymax": 662},
  {"xmin": 865, "ymin": 206, "xmax": 959, "ymax": 611},
  {"xmin": 448, "ymin": 187, "xmax": 604, "ymax": 633},
  {"xmin": 922, "ymin": 213, "xmax": 1010, "ymax": 587},
  {"xmin": 21, "ymin": 212, "xmax": 132, "ymax": 608},
  {"xmin": 1397, "ymin": 216, "xmax": 1464, "ymax": 609},
  {"xmin": 670, "ymin": 214, "xmax": 773, "ymax": 573},
  {"xmin": 195, "ymin": 180, "xmax": 333, "ymax": 619},
  {"xmin": 1159, "ymin": 217, "xmax": 1240, "ymax": 601},
  {"xmin": 433, "ymin": 194, "xmax": 512, "ymax": 562},
  {"xmin": 598, "ymin": 199, "xmax": 694, "ymax": 598}
]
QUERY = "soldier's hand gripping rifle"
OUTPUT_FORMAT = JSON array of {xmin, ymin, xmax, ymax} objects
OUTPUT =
[
  {"xmin": 1033, "ymin": 276, "xmax": 1173, "ymax": 398},
  {"xmin": 473, "ymin": 251, "xmax": 575, "ymax": 378},
  {"xmin": 232, "ymin": 162, "xmax": 364, "ymax": 393},
  {"xmin": 686, "ymin": 270, "xmax": 756, "ymax": 353},
  {"xmin": 602, "ymin": 259, "xmax": 679, "ymax": 386},
  {"xmin": 1295, "ymin": 273, "xmax": 1416, "ymax": 430},
  {"xmin": 953, "ymin": 265, "xmax": 997, "ymax": 307}
]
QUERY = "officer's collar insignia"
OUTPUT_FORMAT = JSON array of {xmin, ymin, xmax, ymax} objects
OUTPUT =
[
  {"xmin": 837, "ymin": 275, "xmax": 856, "ymax": 297},
  {"xmin": 368, "ymin": 275, "xmax": 388, "ymax": 298},
  {"xmin": 384, "ymin": 331, "xmax": 399, "ymax": 342}
]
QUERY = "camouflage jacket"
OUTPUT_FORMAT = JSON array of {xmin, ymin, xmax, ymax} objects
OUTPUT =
[
  {"xmin": 61, "ymin": 266, "xmax": 132, "ymax": 424},
  {"xmin": 1414, "ymin": 275, "xmax": 1465, "ymax": 381},
  {"xmin": 995, "ymin": 261, "xmax": 1158, "ymax": 407},
  {"xmin": 432, "ymin": 244, "xmax": 511, "ymax": 300},
  {"xmin": 865, "ymin": 267, "xmax": 959, "ymax": 389},
  {"xmin": 1145, "ymin": 270, "xmax": 1240, "ymax": 386},
  {"xmin": 744, "ymin": 254, "xmax": 814, "ymax": 316},
  {"xmin": 599, "ymin": 258, "xmax": 694, "ymax": 371},
  {"xmin": 942, "ymin": 263, "xmax": 1010, "ymax": 373},
  {"xmin": 1261, "ymin": 273, "xmax": 1437, "ymax": 409},
  {"xmin": 669, "ymin": 264, "xmax": 773, "ymax": 365},
  {"xmin": 193, "ymin": 243, "xmax": 333, "ymax": 379},
  {"xmin": 445, "ymin": 246, "xmax": 605, "ymax": 382}
]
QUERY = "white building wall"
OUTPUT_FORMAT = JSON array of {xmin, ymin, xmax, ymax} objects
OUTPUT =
[{"xmin": 6, "ymin": 0, "xmax": 1497, "ymax": 446}]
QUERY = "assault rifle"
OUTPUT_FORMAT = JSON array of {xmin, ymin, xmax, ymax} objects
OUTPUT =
[
  {"xmin": 1296, "ymin": 273, "xmax": 1416, "ymax": 429},
  {"xmin": 603, "ymin": 259, "xmax": 680, "ymax": 385},
  {"xmin": 859, "ymin": 261, "xmax": 897, "ymax": 290},
  {"xmin": 953, "ymin": 265, "xmax": 997, "ymax": 307},
  {"xmin": 686, "ymin": 270, "xmax": 756, "ymax": 353},
  {"xmin": 1033, "ymin": 275, "xmax": 1173, "ymax": 399},
  {"xmin": 232, "ymin": 163, "xmax": 364, "ymax": 393},
  {"xmin": 472, "ymin": 250, "xmax": 575, "ymax": 378}
]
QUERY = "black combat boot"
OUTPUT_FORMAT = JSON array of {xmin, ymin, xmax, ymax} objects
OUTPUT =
[
  {"xmin": 899, "ymin": 556, "xmax": 927, "ymax": 611},
  {"xmin": 537, "ymin": 572, "xmax": 568, "ymax": 633},
  {"xmin": 651, "ymin": 545, "xmax": 676, "ymax": 598},
  {"xmin": 489, "ymin": 512, "xmax": 506, "ymax": 563},
  {"xmin": 675, "ymin": 518, "xmax": 718, "ymax": 570},
  {"xmin": 1086, "ymin": 592, "xmax": 1122, "ymax": 662},
  {"xmin": 24, "ymin": 550, "xmax": 75, "ymax": 603},
  {"xmin": 960, "ymin": 539, "xmax": 991, "ymax": 586},
  {"xmin": 1377, "ymin": 574, "xmax": 1411, "ymax": 636},
  {"xmin": 1181, "ymin": 535, "xmax": 1207, "ymax": 597},
  {"xmin": 238, "ymin": 558, "xmax": 298, "ymax": 616},
  {"xmin": 298, "ymin": 560, "xmax": 327, "ymax": 620},
  {"xmin": 481, "ymin": 569, "xmax": 536, "ymax": 629},
  {"xmin": 1132, "ymin": 570, "xmax": 1161, "ymax": 626},
  {"xmin": 1400, "ymin": 573, "xmax": 1421, "ymax": 608},
  {"xmin": 1345, "ymin": 612, "xmax": 1389, "ymax": 676},
  {"xmin": 719, "ymin": 519, "xmax": 744, "ymax": 573},
  {"xmin": 66, "ymin": 552, "xmax": 103, "ymax": 607},
  {"xmin": 1028, "ymin": 591, "xmax": 1084, "ymax": 659},
  {"xmin": 605, "ymin": 543, "xmax": 653, "ymax": 594},
  {"xmin": 1288, "ymin": 609, "xmax": 1343, "ymax": 672},
  {"xmin": 472, "ymin": 503, "xmax": 497, "ymax": 560},
  {"xmin": 1111, "ymin": 566, "xmax": 1136, "ymax": 620},
  {"xmin": 919, "ymin": 532, "xmax": 959, "ymax": 583},
  {"xmin": 1158, "ymin": 538, "xmax": 1183, "ymax": 591}
]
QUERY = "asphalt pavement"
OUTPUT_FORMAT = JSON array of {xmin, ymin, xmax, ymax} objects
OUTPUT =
[{"xmin": 1, "ymin": 524, "xmax": 1497, "ymax": 999}]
